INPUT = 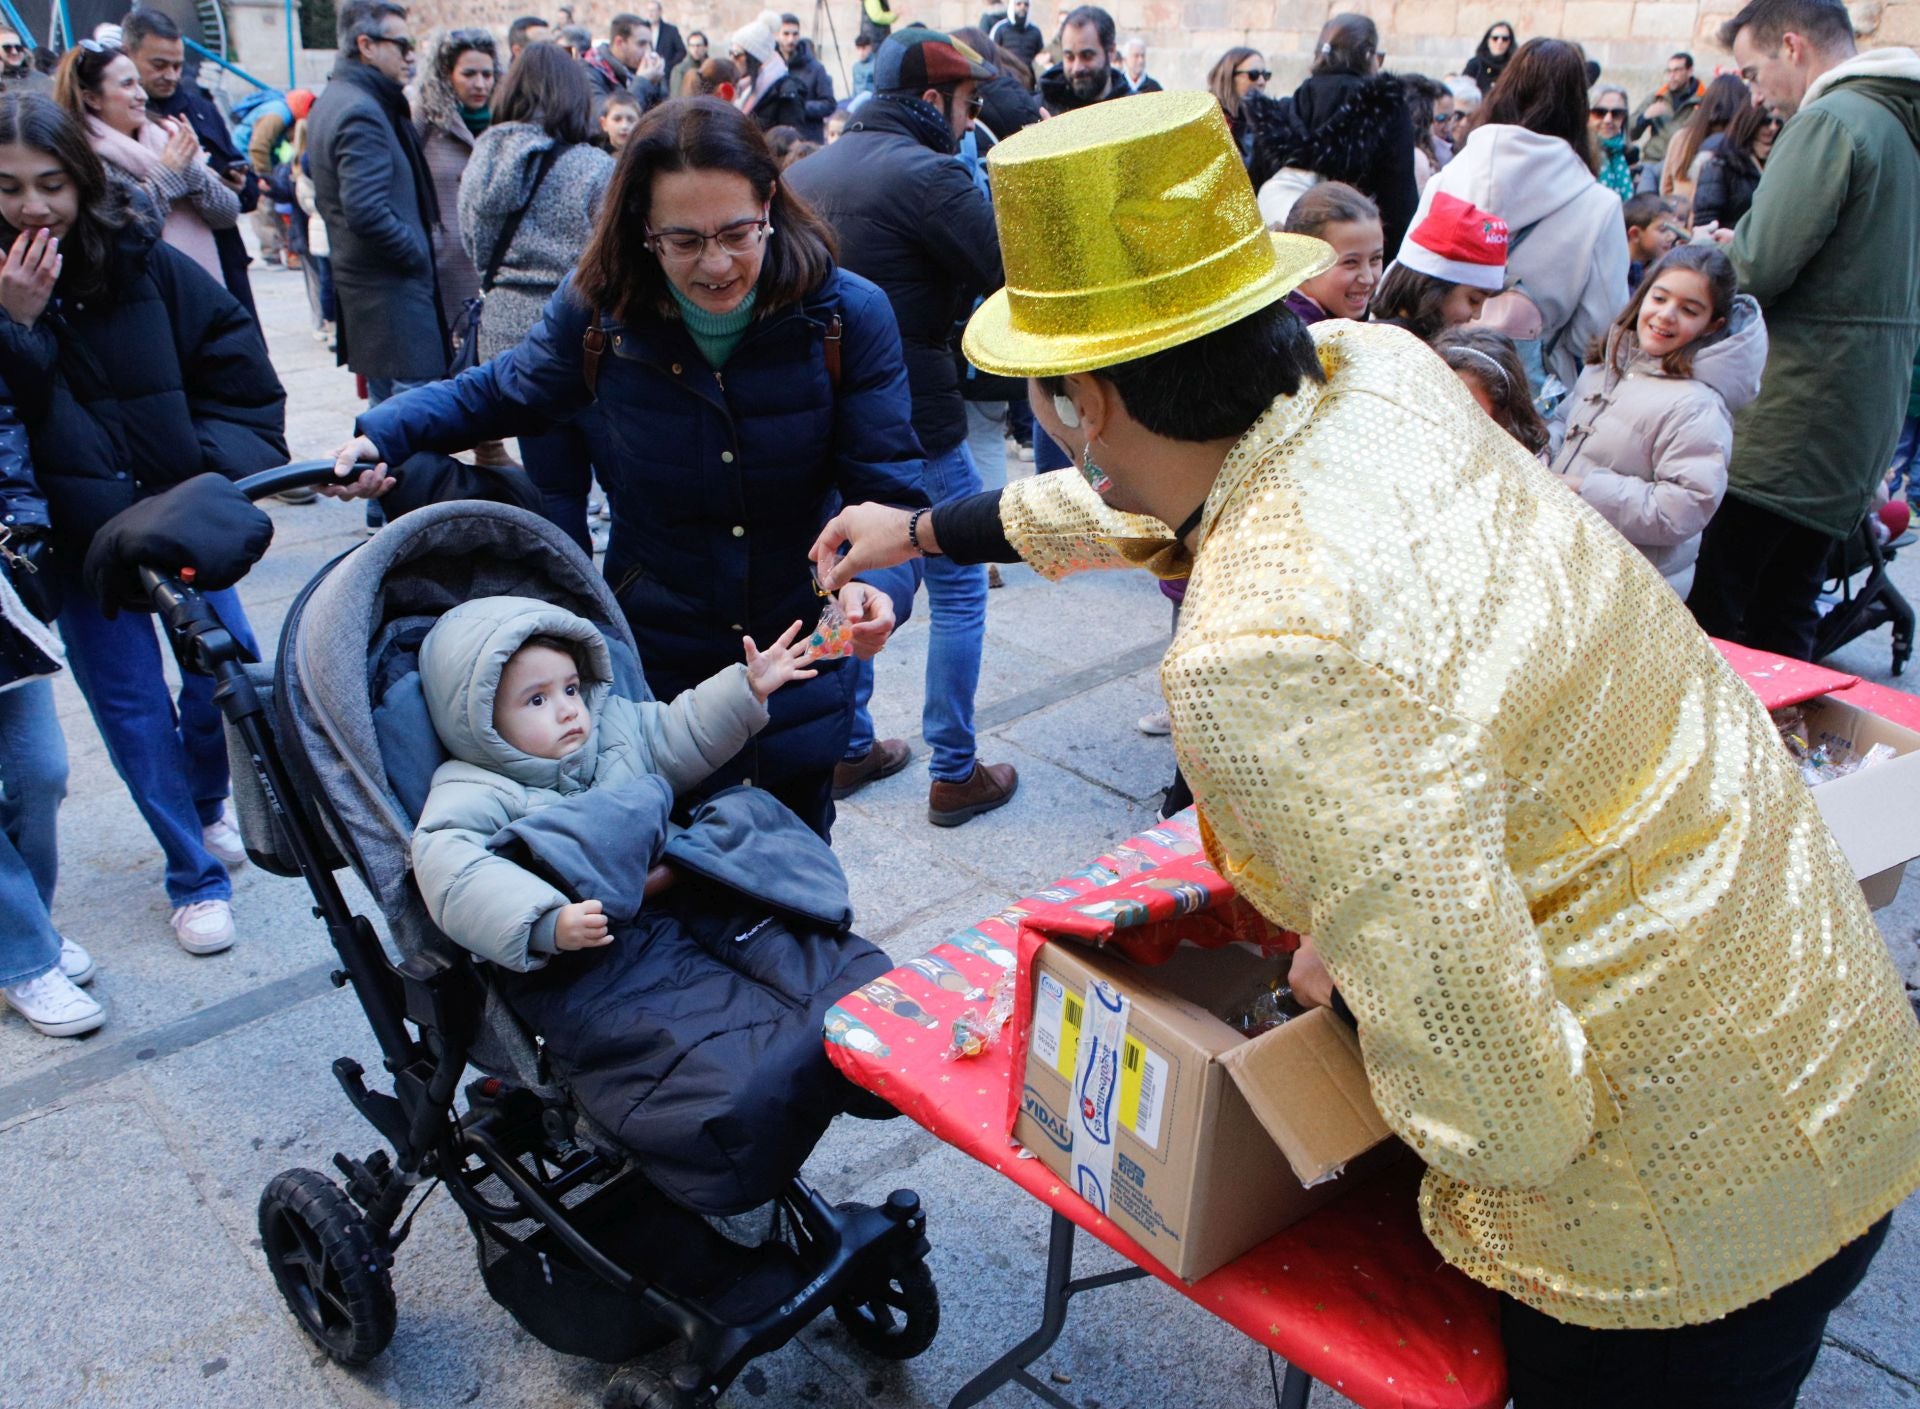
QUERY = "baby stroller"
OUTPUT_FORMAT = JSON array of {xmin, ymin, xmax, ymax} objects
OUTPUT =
[
  {"xmin": 118, "ymin": 463, "xmax": 938, "ymax": 1409},
  {"xmin": 1813, "ymin": 513, "xmax": 1915, "ymax": 676}
]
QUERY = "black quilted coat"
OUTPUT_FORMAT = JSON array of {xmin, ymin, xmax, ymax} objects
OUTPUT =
[{"xmin": 1239, "ymin": 72, "xmax": 1419, "ymax": 260}]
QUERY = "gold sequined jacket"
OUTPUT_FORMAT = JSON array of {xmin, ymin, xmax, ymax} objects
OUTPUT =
[{"xmin": 997, "ymin": 320, "xmax": 1920, "ymax": 1330}]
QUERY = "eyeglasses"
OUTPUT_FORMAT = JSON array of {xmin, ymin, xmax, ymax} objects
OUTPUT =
[
  {"xmin": 1233, "ymin": 67, "xmax": 1270, "ymax": 81},
  {"xmin": 1489, "ymin": 32, "xmax": 1513, "ymax": 43},
  {"xmin": 370, "ymin": 34, "xmax": 416, "ymax": 56},
  {"xmin": 646, "ymin": 206, "xmax": 772, "ymax": 261},
  {"xmin": 1761, "ymin": 115, "xmax": 1784, "ymax": 130},
  {"xmin": 1590, "ymin": 106, "xmax": 1627, "ymax": 121},
  {"xmin": 1, "ymin": 43, "xmax": 24, "ymax": 54}
]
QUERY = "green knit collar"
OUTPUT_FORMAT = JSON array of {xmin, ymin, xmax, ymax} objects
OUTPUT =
[{"xmin": 669, "ymin": 284, "xmax": 758, "ymax": 333}]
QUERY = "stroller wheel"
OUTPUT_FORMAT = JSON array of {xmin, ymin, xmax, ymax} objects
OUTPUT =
[
  {"xmin": 258, "ymin": 1168, "xmax": 397, "ymax": 1367},
  {"xmin": 833, "ymin": 1258, "xmax": 940, "ymax": 1361},
  {"xmin": 603, "ymin": 1363, "xmax": 683, "ymax": 1409}
]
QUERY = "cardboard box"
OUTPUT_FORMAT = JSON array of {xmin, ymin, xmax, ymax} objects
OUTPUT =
[
  {"xmin": 1013, "ymin": 939, "xmax": 1395, "ymax": 1281},
  {"xmin": 1792, "ymin": 697, "xmax": 1920, "ymax": 908}
]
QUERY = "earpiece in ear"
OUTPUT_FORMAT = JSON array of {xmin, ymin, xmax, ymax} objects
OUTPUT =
[{"xmin": 1053, "ymin": 393, "xmax": 1081, "ymax": 429}]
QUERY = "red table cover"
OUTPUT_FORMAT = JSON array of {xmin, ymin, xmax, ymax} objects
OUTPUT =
[{"xmin": 824, "ymin": 816, "xmax": 1509, "ymax": 1409}]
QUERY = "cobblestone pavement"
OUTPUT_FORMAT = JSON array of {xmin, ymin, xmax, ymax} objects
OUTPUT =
[{"xmin": 4, "ymin": 262, "xmax": 1916, "ymax": 1409}]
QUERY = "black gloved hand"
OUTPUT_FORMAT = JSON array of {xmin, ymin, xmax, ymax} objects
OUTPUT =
[{"xmin": 83, "ymin": 474, "xmax": 273, "ymax": 615}]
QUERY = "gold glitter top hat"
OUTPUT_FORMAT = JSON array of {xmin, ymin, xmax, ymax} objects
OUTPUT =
[{"xmin": 962, "ymin": 90, "xmax": 1336, "ymax": 378}]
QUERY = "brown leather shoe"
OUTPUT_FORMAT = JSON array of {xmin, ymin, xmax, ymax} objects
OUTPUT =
[
  {"xmin": 928, "ymin": 761, "xmax": 1019, "ymax": 827},
  {"xmin": 833, "ymin": 739, "xmax": 911, "ymax": 799}
]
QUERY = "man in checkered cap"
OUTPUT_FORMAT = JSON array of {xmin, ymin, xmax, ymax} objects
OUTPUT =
[{"xmin": 785, "ymin": 27, "xmax": 1022, "ymax": 826}]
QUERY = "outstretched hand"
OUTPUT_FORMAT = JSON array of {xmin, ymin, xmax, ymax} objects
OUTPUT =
[
  {"xmin": 835, "ymin": 581, "xmax": 896, "ymax": 660},
  {"xmin": 809, "ymin": 502, "xmax": 919, "ymax": 593},
  {"xmin": 744, "ymin": 619, "xmax": 819, "ymax": 700},
  {"xmin": 323, "ymin": 434, "xmax": 396, "ymax": 500},
  {"xmin": 555, "ymin": 898, "xmax": 611, "ymax": 950}
]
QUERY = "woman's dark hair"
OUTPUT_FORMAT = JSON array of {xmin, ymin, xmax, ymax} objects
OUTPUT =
[
  {"xmin": 1312, "ymin": 14, "xmax": 1377, "ymax": 78},
  {"xmin": 438, "ymin": 26, "xmax": 500, "ymax": 80},
  {"xmin": 0, "ymin": 94, "xmax": 128, "ymax": 301},
  {"xmin": 1598, "ymin": 242, "xmax": 1738, "ymax": 377},
  {"xmin": 1400, "ymin": 72, "xmax": 1449, "ymax": 162},
  {"xmin": 1368, "ymin": 264, "xmax": 1459, "ymax": 343},
  {"xmin": 52, "ymin": 40, "xmax": 127, "ymax": 124},
  {"xmin": 574, "ymin": 97, "xmax": 837, "ymax": 322},
  {"xmin": 1207, "ymin": 46, "xmax": 1262, "ymax": 121},
  {"xmin": 1718, "ymin": 98, "xmax": 1777, "ymax": 171},
  {"xmin": 763, "ymin": 123, "xmax": 803, "ymax": 161},
  {"xmin": 682, "ymin": 55, "xmax": 740, "ymax": 97},
  {"xmin": 1283, "ymin": 180, "xmax": 1379, "ymax": 238},
  {"xmin": 1666, "ymin": 73, "xmax": 1750, "ymax": 181},
  {"xmin": 1038, "ymin": 300, "xmax": 1326, "ymax": 444},
  {"xmin": 1434, "ymin": 327, "xmax": 1548, "ymax": 454},
  {"xmin": 492, "ymin": 41, "xmax": 593, "ymax": 144},
  {"xmin": 1472, "ymin": 20, "xmax": 1516, "ymax": 62},
  {"xmin": 1475, "ymin": 37, "xmax": 1596, "ymax": 173}
]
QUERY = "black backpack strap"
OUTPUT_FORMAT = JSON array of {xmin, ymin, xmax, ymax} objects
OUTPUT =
[{"xmin": 480, "ymin": 145, "xmax": 561, "ymax": 292}]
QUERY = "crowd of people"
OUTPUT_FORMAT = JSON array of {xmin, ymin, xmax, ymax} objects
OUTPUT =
[{"xmin": 0, "ymin": 0, "xmax": 1916, "ymax": 1400}]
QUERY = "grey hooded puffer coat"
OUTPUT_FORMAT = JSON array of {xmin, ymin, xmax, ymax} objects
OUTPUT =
[
  {"xmin": 410, "ymin": 595, "xmax": 766, "ymax": 971},
  {"xmin": 1551, "ymin": 294, "xmax": 1768, "ymax": 599}
]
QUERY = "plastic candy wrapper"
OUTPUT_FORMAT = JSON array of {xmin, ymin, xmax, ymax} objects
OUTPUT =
[
  {"xmin": 804, "ymin": 593, "xmax": 856, "ymax": 661},
  {"xmin": 1772, "ymin": 707, "xmax": 1900, "ymax": 786},
  {"xmin": 1224, "ymin": 978, "xmax": 1305, "ymax": 1038},
  {"xmin": 945, "ymin": 972, "xmax": 1015, "ymax": 1060}
]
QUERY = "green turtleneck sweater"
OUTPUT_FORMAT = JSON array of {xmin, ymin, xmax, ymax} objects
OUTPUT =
[
  {"xmin": 460, "ymin": 105, "xmax": 492, "ymax": 136},
  {"xmin": 669, "ymin": 286, "xmax": 758, "ymax": 369}
]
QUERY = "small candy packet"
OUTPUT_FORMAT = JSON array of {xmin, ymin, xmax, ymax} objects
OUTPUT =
[
  {"xmin": 805, "ymin": 592, "xmax": 856, "ymax": 661},
  {"xmin": 945, "ymin": 971, "xmax": 1016, "ymax": 1060}
]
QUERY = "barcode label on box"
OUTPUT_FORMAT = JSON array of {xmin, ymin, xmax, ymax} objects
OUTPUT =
[{"xmin": 1119, "ymin": 1036, "xmax": 1168, "ymax": 1151}]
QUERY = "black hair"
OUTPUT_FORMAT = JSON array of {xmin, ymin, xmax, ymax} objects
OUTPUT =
[
  {"xmin": 609, "ymin": 13, "xmax": 648, "ymax": 40},
  {"xmin": 120, "ymin": 8, "xmax": 182, "ymax": 48},
  {"xmin": 1062, "ymin": 5, "xmax": 1114, "ymax": 52},
  {"xmin": 1368, "ymin": 265, "xmax": 1460, "ymax": 343},
  {"xmin": 1717, "ymin": 0, "xmax": 1853, "ymax": 51},
  {"xmin": 1621, "ymin": 191, "xmax": 1668, "ymax": 231},
  {"xmin": 518, "ymin": 633, "xmax": 599, "ymax": 681},
  {"xmin": 1434, "ymin": 328, "xmax": 1549, "ymax": 455},
  {"xmin": 1038, "ymin": 300, "xmax": 1325, "ymax": 443},
  {"xmin": 779, "ymin": 12, "xmax": 801, "ymax": 25},
  {"xmin": 1312, "ymin": 13, "xmax": 1378, "ymax": 78},
  {"xmin": 493, "ymin": 40, "xmax": 593, "ymax": 144},
  {"xmin": 1671, "ymin": 50, "xmax": 1695, "ymax": 67},
  {"xmin": 0, "ymin": 94, "xmax": 130, "ymax": 301},
  {"xmin": 687, "ymin": 29, "xmax": 707, "ymax": 42},
  {"xmin": 507, "ymin": 15, "xmax": 549, "ymax": 47}
]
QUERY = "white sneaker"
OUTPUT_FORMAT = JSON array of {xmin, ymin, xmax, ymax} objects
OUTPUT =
[
  {"xmin": 202, "ymin": 804, "xmax": 248, "ymax": 869},
  {"xmin": 57, "ymin": 935, "xmax": 96, "ymax": 987},
  {"xmin": 4, "ymin": 967, "xmax": 105, "ymax": 1037},
  {"xmin": 171, "ymin": 899, "xmax": 236, "ymax": 955},
  {"xmin": 1137, "ymin": 709, "xmax": 1172, "ymax": 737}
]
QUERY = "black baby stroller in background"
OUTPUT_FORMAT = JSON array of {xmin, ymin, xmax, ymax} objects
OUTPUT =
[
  {"xmin": 1813, "ymin": 512, "xmax": 1915, "ymax": 676},
  {"xmin": 112, "ymin": 463, "xmax": 939, "ymax": 1409}
]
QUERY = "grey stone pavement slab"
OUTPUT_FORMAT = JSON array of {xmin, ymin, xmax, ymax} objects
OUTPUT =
[{"xmin": 3, "ymin": 263, "xmax": 1916, "ymax": 1409}]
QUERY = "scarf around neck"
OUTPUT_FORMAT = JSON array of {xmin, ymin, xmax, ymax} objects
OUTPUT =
[
  {"xmin": 852, "ymin": 94, "xmax": 958, "ymax": 156},
  {"xmin": 332, "ymin": 58, "xmax": 442, "ymax": 229},
  {"xmin": 84, "ymin": 114, "xmax": 222, "ymax": 281}
]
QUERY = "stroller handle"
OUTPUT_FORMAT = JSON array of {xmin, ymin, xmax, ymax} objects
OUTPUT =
[{"xmin": 236, "ymin": 459, "xmax": 388, "ymax": 503}]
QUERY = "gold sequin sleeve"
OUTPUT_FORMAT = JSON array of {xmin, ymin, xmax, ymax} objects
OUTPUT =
[
  {"xmin": 997, "ymin": 467, "xmax": 1177, "ymax": 581},
  {"xmin": 1177, "ymin": 630, "xmax": 1607, "ymax": 1191}
]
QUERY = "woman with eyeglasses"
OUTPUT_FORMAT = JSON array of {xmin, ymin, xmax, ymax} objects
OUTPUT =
[
  {"xmin": 0, "ymin": 29, "xmax": 50, "ymax": 95},
  {"xmin": 52, "ymin": 40, "xmax": 238, "ymax": 286},
  {"xmin": 331, "ymin": 97, "xmax": 925, "ymax": 838},
  {"xmin": 1588, "ymin": 83, "xmax": 1634, "ymax": 200},
  {"xmin": 1694, "ymin": 100, "xmax": 1780, "ymax": 229},
  {"xmin": 1206, "ymin": 47, "xmax": 1279, "ymax": 184},
  {"xmin": 1463, "ymin": 21, "xmax": 1516, "ymax": 97},
  {"xmin": 1400, "ymin": 72, "xmax": 1453, "ymax": 189},
  {"xmin": 455, "ymin": 43, "xmax": 613, "ymax": 536},
  {"xmin": 1245, "ymin": 15, "xmax": 1419, "ymax": 258}
]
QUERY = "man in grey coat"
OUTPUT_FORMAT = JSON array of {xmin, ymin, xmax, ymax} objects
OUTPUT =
[{"xmin": 307, "ymin": 0, "xmax": 448, "ymax": 405}]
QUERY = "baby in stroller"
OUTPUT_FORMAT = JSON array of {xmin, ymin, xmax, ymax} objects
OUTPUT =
[{"xmin": 411, "ymin": 595, "xmax": 893, "ymax": 1214}]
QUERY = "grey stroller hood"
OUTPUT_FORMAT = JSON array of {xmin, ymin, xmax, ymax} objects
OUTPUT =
[{"xmin": 272, "ymin": 500, "xmax": 644, "ymax": 1079}]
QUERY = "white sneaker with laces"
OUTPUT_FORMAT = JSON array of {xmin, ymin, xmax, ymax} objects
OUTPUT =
[
  {"xmin": 1137, "ymin": 708, "xmax": 1172, "ymax": 737},
  {"xmin": 202, "ymin": 804, "xmax": 248, "ymax": 869},
  {"xmin": 4, "ymin": 966, "xmax": 105, "ymax": 1037},
  {"xmin": 171, "ymin": 899, "xmax": 236, "ymax": 955},
  {"xmin": 58, "ymin": 935, "xmax": 96, "ymax": 987}
]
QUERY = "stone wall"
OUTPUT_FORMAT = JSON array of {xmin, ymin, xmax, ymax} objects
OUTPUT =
[{"xmin": 386, "ymin": 0, "xmax": 1920, "ymax": 102}]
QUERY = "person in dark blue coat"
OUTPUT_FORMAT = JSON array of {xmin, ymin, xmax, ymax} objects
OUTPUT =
[
  {"xmin": 334, "ymin": 96, "xmax": 927, "ymax": 837},
  {"xmin": 0, "ymin": 95, "xmax": 287, "ymax": 959}
]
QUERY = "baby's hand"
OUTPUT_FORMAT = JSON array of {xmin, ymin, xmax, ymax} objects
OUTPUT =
[
  {"xmin": 743, "ymin": 620, "xmax": 819, "ymax": 702},
  {"xmin": 555, "ymin": 899, "xmax": 611, "ymax": 950}
]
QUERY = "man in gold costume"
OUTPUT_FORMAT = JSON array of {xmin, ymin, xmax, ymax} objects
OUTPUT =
[{"xmin": 813, "ymin": 91, "xmax": 1920, "ymax": 1406}]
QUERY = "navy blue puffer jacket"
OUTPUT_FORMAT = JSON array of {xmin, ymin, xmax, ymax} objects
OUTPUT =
[
  {"xmin": 356, "ymin": 267, "xmax": 928, "ymax": 832},
  {"xmin": 0, "ymin": 223, "xmax": 287, "ymax": 557}
]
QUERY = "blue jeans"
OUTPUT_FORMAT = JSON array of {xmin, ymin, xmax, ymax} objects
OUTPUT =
[
  {"xmin": 0, "ymin": 679, "xmax": 67, "ymax": 985},
  {"xmin": 1893, "ymin": 415, "xmax": 1919, "ymax": 503},
  {"xmin": 847, "ymin": 440, "xmax": 987, "ymax": 783},
  {"xmin": 57, "ymin": 581, "xmax": 259, "ymax": 906},
  {"xmin": 520, "ymin": 421, "xmax": 595, "ymax": 554},
  {"xmin": 365, "ymin": 377, "xmax": 437, "ymax": 528}
]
